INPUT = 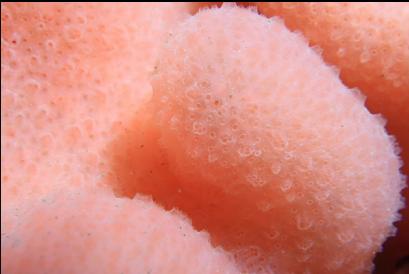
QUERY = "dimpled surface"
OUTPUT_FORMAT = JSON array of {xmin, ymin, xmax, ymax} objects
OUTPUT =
[
  {"xmin": 1, "ymin": 2, "xmax": 190, "ymax": 218},
  {"xmin": 0, "ymin": 2, "xmax": 193, "ymax": 205},
  {"xmin": 251, "ymin": 4, "xmax": 409, "ymax": 270},
  {"xmin": 1, "ymin": 187, "xmax": 239, "ymax": 274},
  {"xmin": 2, "ymin": 3, "xmax": 407, "ymax": 273},
  {"xmin": 1, "ymin": 3, "xmax": 241, "ymax": 273},
  {"xmin": 253, "ymin": 3, "xmax": 409, "ymax": 174},
  {"xmin": 150, "ymin": 6, "xmax": 405, "ymax": 273}
]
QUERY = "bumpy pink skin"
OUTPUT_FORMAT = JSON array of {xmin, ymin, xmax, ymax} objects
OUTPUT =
[
  {"xmin": 0, "ymin": 2, "xmax": 191, "ymax": 207},
  {"xmin": 251, "ymin": 3, "xmax": 409, "ymax": 272},
  {"xmin": 1, "ymin": 3, "xmax": 240, "ymax": 274},
  {"xmin": 252, "ymin": 3, "xmax": 409, "ymax": 174},
  {"xmin": 149, "ymin": 6, "xmax": 404, "ymax": 274},
  {"xmin": 1, "ymin": 3, "xmax": 406, "ymax": 274},
  {"xmin": 0, "ymin": 0, "xmax": 193, "ymax": 234},
  {"xmin": 1, "ymin": 187, "xmax": 239, "ymax": 274}
]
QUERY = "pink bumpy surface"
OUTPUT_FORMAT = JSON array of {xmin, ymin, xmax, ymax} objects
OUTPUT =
[
  {"xmin": 1, "ymin": 3, "xmax": 406, "ymax": 274},
  {"xmin": 1, "ymin": 187, "xmax": 239, "ymax": 274},
  {"xmin": 149, "ymin": 5, "xmax": 404, "ymax": 274},
  {"xmin": 253, "ymin": 3, "xmax": 409, "ymax": 272}
]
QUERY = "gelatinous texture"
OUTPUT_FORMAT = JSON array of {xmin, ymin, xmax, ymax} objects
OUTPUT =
[
  {"xmin": 1, "ymin": 187, "xmax": 239, "ymax": 274},
  {"xmin": 148, "ymin": 5, "xmax": 404, "ymax": 273},
  {"xmin": 250, "ymin": 4, "xmax": 409, "ymax": 271}
]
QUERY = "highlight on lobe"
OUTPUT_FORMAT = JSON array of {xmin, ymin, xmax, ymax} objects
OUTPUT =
[{"xmin": 1, "ymin": 2, "xmax": 407, "ymax": 274}]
